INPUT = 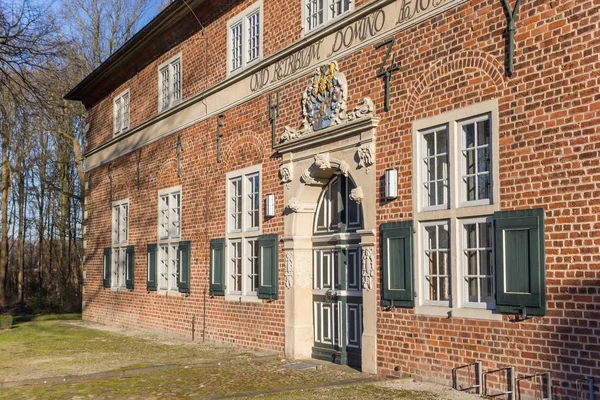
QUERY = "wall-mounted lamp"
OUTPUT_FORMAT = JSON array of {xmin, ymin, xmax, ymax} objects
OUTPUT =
[
  {"xmin": 385, "ymin": 168, "xmax": 398, "ymax": 200},
  {"xmin": 265, "ymin": 194, "xmax": 275, "ymax": 217}
]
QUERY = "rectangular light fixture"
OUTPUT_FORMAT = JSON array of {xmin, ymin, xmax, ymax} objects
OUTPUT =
[
  {"xmin": 265, "ymin": 194, "xmax": 275, "ymax": 217},
  {"xmin": 385, "ymin": 168, "xmax": 398, "ymax": 200}
]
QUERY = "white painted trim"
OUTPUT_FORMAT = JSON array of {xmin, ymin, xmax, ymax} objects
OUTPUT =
[
  {"xmin": 412, "ymin": 100, "xmax": 501, "ymax": 319},
  {"xmin": 157, "ymin": 52, "xmax": 183, "ymax": 113},
  {"xmin": 113, "ymin": 88, "xmax": 130, "ymax": 136},
  {"xmin": 302, "ymin": 0, "xmax": 354, "ymax": 37},
  {"xmin": 225, "ymin": 164, "xmax": 263, "ymax": 299},
  {"xmin": 226, "ymin": 1, "xmax": 264, "ymax": 77}
]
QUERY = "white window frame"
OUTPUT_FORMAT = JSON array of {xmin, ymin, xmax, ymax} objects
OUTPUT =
[
  {"xmin": 421, "ymin": 220, "xmax": 451, "ymax": 306},
  {"xmin": 157, "ymin": 53, "xmax": 182, "ymax": 112},
  {"xmin": 157, "ymin": 186, "xmax": 182, "ymax": 293},
  {"xmin": 111, "ymin": 199, "xmax": 129, "ymax": 289},
  {"xmin": 227, "ymin": 1, "xmax": 263, "ymax": 76},
  {"xmin": 113, "ymin": 89, "xmax": 130, "ymax": 136},
  {"xmin": 302, "ymin": 0, "xmax": 352, "ymax": 35},
  {"xmin": 459, "ymin": 114, "xmax": 493, "ymax": 207},
  {"xmin": 412, "ymin": 99, "xmax": 501, "ymax": 320},
  {"xmin": 459, "ymin": 216, "xmax": 495, "ymax": 309},
  {"xmin": 225, "ymin": 165, "xmax": 262, "ymax": 301}
]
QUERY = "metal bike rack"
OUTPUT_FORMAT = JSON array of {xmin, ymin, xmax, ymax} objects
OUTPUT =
[
  {"xmin": 483, "ymin": 366, "xmax": 516, "ymax": 399},
  {"xmin": 452, "ymin": 361, "xmax": 482, "ymax": 394},
  {"xmin": 517, "ymin": 372, "xmax": 551, "ymax": 400},
  {"xmin": 577, "ymin": 377, "xmax": 596, "ymax": 400}
]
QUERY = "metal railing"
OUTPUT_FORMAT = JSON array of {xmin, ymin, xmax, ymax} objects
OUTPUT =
[
  {"xmin": 517, "ymin": 372, "xmax": 551, "ymax": 400},
  {"xmin": 452, "ymin": 361, "xmax": 482, "ymax": 394},
  {"xmin": 483, "ymin": 366, "xmax": 515, "ymax": 399},
  {"xmin": 577, "ymin": 377, "xmax": 596, "ymax": 400}
]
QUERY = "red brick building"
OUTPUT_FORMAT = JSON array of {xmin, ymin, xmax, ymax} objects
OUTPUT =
[{"xmin": 66, "ymin": 0, "xmax": 600, "ymax": 398}]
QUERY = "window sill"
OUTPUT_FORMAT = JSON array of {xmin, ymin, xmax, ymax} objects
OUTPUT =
[
  {"xmin": 415, "ymin": 305, "xmax": 503, "ymax": 321},
  {"xmin": 109, "ymin": 287, "xmax": 131, "ymax": 292},
  {"xmin": 225, "ymin": 294, "xmax": 262, "ymax": 304},
  {"xmin": 156, "ymin": 290, "xmax": 185, "ymax": 297}
]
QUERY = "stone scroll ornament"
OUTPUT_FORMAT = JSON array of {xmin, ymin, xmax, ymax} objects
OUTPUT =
[
  {"xmin": 280, "ymin": 61, "xmax": 375, "ymax": 143},
  {"xmin": 362, "ymin": 247, "xmax": 374, "ymax": 291},
  {"xmin": 284, "ymin": 252, "xmax": 293, "ymax": 289}
]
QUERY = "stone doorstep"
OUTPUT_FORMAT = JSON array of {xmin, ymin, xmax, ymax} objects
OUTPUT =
[{"xmin": 0, "ymin": 354, "xmax": 278, "ymax": 390}]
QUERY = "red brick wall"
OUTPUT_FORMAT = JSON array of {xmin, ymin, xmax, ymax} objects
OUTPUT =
[{"xmin": 83, "ymin": 0, "xmax": 600, "ymax": 398}]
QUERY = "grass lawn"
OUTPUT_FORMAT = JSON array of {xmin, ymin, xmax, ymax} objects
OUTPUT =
[{"xmin": 0, "ymin": 314, "xmax": 255, "ymax": 383}]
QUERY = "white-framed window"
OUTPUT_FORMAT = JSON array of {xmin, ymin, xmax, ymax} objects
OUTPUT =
[
  {"xmin": 113, "ymin": 89, "xmax": 130, "ymax": 135},
  {"xmin": 111, "ymin": 199, "xmax": 129, "ymax": 288},
  {"xmin": 158, "ymin": 54, "xmax": 182, "ymax": 112},
  {"xmin": 422, "ymin": 220, "xmax": 450, "ymax": 305},
  {"xmin": 460, "ymin": 217, "xmax": 494, "ymax": 309},
  {"xmin": 304, "ymin": 0, "xmax": 351, "ymax": 33},
  {"xmin": 157, "ymin": 186, "xmax": 182, "ymax": 291},
  {"xmin": 412, "ymin": 100, "xmax": 500, "ymax": 317},
  {"xmin": 226, "ymin": 166, "xmax": 261, "ymax": 298},
  {"xmin": 227, "ymin": 2, "xmax": 263, "ymax": 75}
]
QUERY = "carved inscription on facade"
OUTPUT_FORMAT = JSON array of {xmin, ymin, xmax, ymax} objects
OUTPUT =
[{"xmin": 328, "ymin": 9, "xmax": 386, "ymax": 57}]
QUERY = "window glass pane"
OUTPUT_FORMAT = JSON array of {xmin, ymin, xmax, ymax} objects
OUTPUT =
[
  {"xmin": 462, "ymin": 117, "xmax": 491, "ymax": 203},
  {"xmin": 113, "ymin": 206, "xmax": 120, "ymax": 244},
  {"xmin": 172, "ymin": 60, "xmax": 181, "ymax": 103},
  {"xmin": 122, "ymin": 93, "xmax": 129, "ymax": 129},
  {"xmin": 247, "ymin": 12, "xmax": 260, "ymax": 62},
  {"xmin": 230, "ymin": 240, "xmax": 242, "ymax": 292},
  {"xmin": 159, "ymin": 245, "xmax": 169, "ymax": 290},
  {"xmin": 231, "ymin": 23, "xmax": 242, "ymax": 70},
  {"xmin": 306, "ymin": 0, "xmax": 324, "ymax": 30},
  {"xmin": 170, "ymin": 244, "xmax": 179, "ymax": 290},
  {"xmin": 114, "ymin": 98, "xmax": 121, "ymax": 132},
  {"xmin": 160, "ymin": 194, "xmax": 169, "ymax": 239},
  {"xmin": 247, "ymin": 239, "xmax": 259, "ymax": 293},
  {"xmin": 160, "ymin": 67, "xmax": 170, "ymax": 109},
  {"xmin": 247, "ymin": 174, "xmax": 259, "ymax": 230},
  {"xmin": 422, "ymin": 127, "xmax": 448, "ymax": 208},
  {"xmin": 171, "ymin": 192, "xmax": 180, "ymax": 238},
  {"xmin": 424, "ymin": 222, "xmax": 450, "ymax": 302},
  {"xmin": 121, "ymin": 204, "xmax": 128, "ymax": 243},
  {"xmin": 230, "ymin": 178, "xmax": 242, "ymax": 231},
  {"xmin": 461, "ymin": 220, "xmax": 494, "ymax": 305}
]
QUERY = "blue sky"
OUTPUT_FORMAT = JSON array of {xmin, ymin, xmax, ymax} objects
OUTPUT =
[{"xmin": 139, "ymin": 0, "xmax": 170, "ymax": 28}]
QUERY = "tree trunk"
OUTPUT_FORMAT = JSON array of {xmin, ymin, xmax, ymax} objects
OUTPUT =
[
  {"xmin": 0, "ymin": 106, "xmax": 10, "ymax": 306},
  {"xmin": 17, "ymin": 154, "xmax": 25, "ymax": 303}
]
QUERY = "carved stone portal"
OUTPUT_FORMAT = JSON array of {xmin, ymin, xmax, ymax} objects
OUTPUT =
[
  {"xmin": 357, "ymin": 143, "xmax": 374, "ymax": 173},
  {"xmin": 279, "ymin": 164, "xmax": 292, "ymax": 185},
  {"xmin": 362, "ymin": 247, "xmax": 374, "ymax": 291},
  {"xmin": 284, "ymin": 252, "xmax": 293, "ymax": 289},
  {"xmin": 287, "ymin": 197, "xmax": 301, "ymax": 212},
  {"xmin": 314, "ymin": 153, "xmax": 331, "ymax": 170},
  {"xmin": 349, "ymin": 186, "xmax": 364, "ymax": 204}
]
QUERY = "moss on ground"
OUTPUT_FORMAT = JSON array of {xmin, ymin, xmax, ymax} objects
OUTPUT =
[
  {"xmin": 0, "ymin": 360, "xmax": 446, "ymax": 400},
  {"xmin": 0, "ymin": 316, "xmax": 253, "ymax": 382}
]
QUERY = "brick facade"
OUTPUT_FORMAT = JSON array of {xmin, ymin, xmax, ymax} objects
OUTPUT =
[{"xmin": 73, "ymin": 0, "xmax": 600, "ymax": 398}]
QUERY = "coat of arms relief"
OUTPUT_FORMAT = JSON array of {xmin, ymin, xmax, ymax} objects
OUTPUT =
[{"xmin": 281, "ymin": 61, "xmax": 374, "ymax": 143}]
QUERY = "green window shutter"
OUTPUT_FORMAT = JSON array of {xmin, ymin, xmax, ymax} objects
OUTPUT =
[
  {"xmin": 126, "ymin": 245, "xmax": 135, "ymax": 289},
  {"xmin": 209, "ymin": 238, "xmax": 225, "ymax": 296},
  {"xmin": 147, "ymin": 244, "xmax": 157, "ymax": 291},
  {"xmin": 103, "ymin": 248, "xmax": 112, "ymax": 288},
  {"xmin": 178, "ymin": 241, "xmax": 191, "ymax": 294},
  {"xmin": 381, "ymin": 221, "xmax": 414, "ymax": 308},
  {"xmin": 258, "ymin": 234, "xmax": 279, "ymax": 300},
  {"xmin": 494, "ymin": 208, "xmax": 546, "ymax": 317}
]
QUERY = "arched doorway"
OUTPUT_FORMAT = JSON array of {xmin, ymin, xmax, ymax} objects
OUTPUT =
[{"xmin": 312, "ymin": 175, "xmax": 363, "ymax": 367}]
